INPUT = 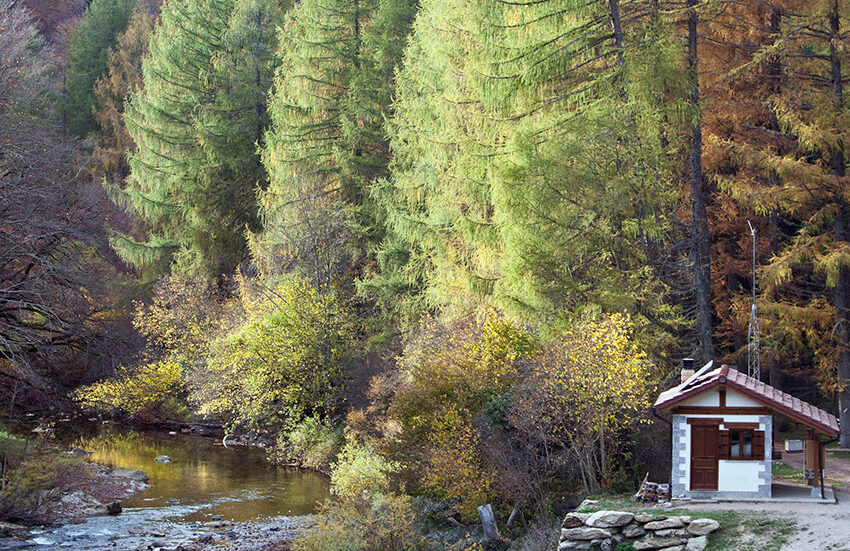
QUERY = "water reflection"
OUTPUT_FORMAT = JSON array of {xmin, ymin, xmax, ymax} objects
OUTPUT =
[{"xmin": 73, "ymin": 426, "xmax": 329, "ymax": 522}]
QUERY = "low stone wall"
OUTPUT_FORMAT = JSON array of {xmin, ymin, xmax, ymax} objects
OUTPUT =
[{"xmin": 559, "ymin": 510, "xmax": 720, "ymax": 551}]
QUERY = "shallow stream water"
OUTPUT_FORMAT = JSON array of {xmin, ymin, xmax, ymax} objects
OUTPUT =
[{"xmin": 1, "ymin": 423, "xmax": 329, "ymax": 550}]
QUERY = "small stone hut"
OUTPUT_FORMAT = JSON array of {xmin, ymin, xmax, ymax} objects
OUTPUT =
[{"xmin": 653, "ymin": 361, "xmax": 839, "ymax": 499}]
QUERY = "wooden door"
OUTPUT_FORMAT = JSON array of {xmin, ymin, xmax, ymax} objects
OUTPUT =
[{"xmin": 690, "ymin": 423, "xmax": 719, "ymax": 491}]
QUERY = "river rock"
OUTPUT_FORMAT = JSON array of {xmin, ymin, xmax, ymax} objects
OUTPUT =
[
  {"xmin": 211, "ymin": 514, "xmax": 222, "ymax": 521},
  {"xmin": 111, "ymin": 468, "xmax": 150, "ymax": 482},
  {"xmin": 206, "ymin": 521, "xmax": 228, "ymax": 528},
  {"xmin": 586, "ymin": 510, "xmax": 634, "ymax": 528},
  {"xmin": 167, "ymin": 499, "xmax": 180, "ymax": 505},
  {"xmin": 68, "ymin": 448, "xmax": 93, "ymax": 458},
  {"xmin": 687, "ymin": 519, "xmax": 720, "ymax": 536},
  {"xmin": 154, "ymin": 455, "xmax": 171, "ymax": 463},
  {"xmin": 562, "ymin": 527, "xmax": 612, "ymax": 541},
  {"xmin": 644, "ymin": 517, "xmax": 687, "ymax": 530},
  {"xmin": 563, "ymin": 512, "xmax": 589, "ymax": 528},
  {"xmin": 0, "ymin": 521, "xmax": 26, "ymax": 538},
  {"xmin": 197, "ymin": 534, "xmax": 215, "ymax": 544}
]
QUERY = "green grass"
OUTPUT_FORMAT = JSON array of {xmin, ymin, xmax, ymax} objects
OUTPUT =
[{"xmin": 772, "ymin": 461, "xmax": 806, "ymax": 482}]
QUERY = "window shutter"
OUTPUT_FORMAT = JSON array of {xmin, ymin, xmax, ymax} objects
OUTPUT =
[
  {"xmin": 753, "ymin": 431, "xmax": 765, "ymax": 459},
  {"xmin": 718, "ymin": 430, "xmax": 730, "ymax": 459}
]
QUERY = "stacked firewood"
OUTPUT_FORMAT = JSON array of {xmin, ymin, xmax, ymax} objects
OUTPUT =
[{"xmin": 634, "ymin": 475, "xmax": 670, "ymax": 503}]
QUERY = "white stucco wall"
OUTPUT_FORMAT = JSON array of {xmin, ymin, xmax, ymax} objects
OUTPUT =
[
  {"xmin": 717, "ymin": 460, "xmax": 763, "ymax": 492},
  {"xmin": 679, "ymin": 390, "xmax": 719, "ymax": 407},
  {"xmin": 726, "ymin": 389, "xmax": 763, "ymax": 407},
  {"xmin": 676, "ymin": 414, "xmax": 770, "ymax": 493}
]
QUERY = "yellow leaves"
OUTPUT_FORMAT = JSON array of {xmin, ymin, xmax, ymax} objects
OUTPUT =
[{"xmin": 74, "ymin": 360, "xmax": 185, "ymax": 415}]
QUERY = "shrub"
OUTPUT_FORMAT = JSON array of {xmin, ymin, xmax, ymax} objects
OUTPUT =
[
  {"xmin": 74, "ymin": 359, "xmax": 187, "ymax": 418},
  {"xmin": 0, "ymin": 434, "xmax": 89, "ymax": 524},
  {"xmin": 190, "ymin": 276, "xmax": 357, "ymax": 433},
  {"xmin": 388, "ymin": 313, "xmax": 531, "ymax": 513},
  {"xmin": 292, "ymin": 493, "xmax": 424, "ymax": 551},
  {"xmin": 330, "ymin": 442, "xmax": 400, "ymax": 499},
  {"xmin": 509, "ymin": 313, "xmax": 654, "ymax": 493},
  {"xmin": 271, "ymin": 415, "xmax": 343, "ymax": 469}
]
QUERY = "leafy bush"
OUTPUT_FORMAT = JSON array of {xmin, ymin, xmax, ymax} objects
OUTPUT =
[
  {"xmin": 74, "ymin": 359, "xmax": 187, "ymax": 418},
  {"xmin": 293, "ymin": 493, "xmax": 424, "ymax": 551},
  {"xmin": 387, "ymin": 313, "xmax": 531, "ymax": 514},
  {"xmin": 270, "ymin": 415, "xmax": 343, "ymax": 468},
  {"xmin": 0, "ymin": 433, "xmax": 89, "ymax": 524},
  {"xmin": 331, "ymin": 442, "xmax": 400, "ymax": 498},
  {"xmin": 509, "ymin": 313, "xmax": 654, "ymax": 492},
  {"xmin": 190, "ymin": 276, "xmax": 357, "ymax": 433}
]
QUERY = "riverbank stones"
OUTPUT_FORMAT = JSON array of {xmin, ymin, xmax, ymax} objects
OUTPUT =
[{"xmin": 110, "ymin": 468, "xmax": 150, "ymax": 483}]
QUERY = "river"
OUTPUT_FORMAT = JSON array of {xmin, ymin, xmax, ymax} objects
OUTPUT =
[{"xmin": 1, "ymin": 423, "xmax": 330, "ymax": 550}]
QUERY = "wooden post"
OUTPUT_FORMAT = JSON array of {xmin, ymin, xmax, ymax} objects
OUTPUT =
[
  {"xmin": 478, "ymin": 504, "xmax": 500, "ymax": 542},
  {"xmin": 805, "ymin": 435, "xmax": 821, "ymax": 487}
]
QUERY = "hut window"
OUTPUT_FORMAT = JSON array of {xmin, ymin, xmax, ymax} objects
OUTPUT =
[
  {"xmin": 730, "ymin": 430, "xmax": 753, "ymax": 458},
  {"xmin": 718, "ymin": 426, "xmax": 764, "ymax": 460}
]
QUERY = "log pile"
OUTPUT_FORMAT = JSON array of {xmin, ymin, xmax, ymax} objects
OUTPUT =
[{"xmin": 634, "ymin": 475, "xmax": 670, "ymax": 503}]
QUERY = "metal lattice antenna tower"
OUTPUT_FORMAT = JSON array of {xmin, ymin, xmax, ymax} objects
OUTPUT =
[{"xmin": 747, "ymin": 220, "xmax": 761, "ymax": 380}]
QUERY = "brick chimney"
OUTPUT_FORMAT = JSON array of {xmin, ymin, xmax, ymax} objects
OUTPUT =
[{"xmin": 681, "ymin": 358, "xmax": 695, "ymax": 384}]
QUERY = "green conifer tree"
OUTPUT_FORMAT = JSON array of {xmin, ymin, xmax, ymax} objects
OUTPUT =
[
  {"xmin": 64, "ymin": 0, "xmax": 137, "ymax": 136},
  {"xmin": 371, "ymin": 0, "xmax": 685, "ymax": 333},
  {"xmin": 119, "ymin": 0, "xmax": 285, "ymax": 277},
  {"xmin": 257, "ymin": 0, "xmax": 416, "ymax": 290}
]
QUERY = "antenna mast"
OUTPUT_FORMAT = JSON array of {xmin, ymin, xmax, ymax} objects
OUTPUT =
[{"xmin": 747, "ymin": 220, "xmax": 761, "ymax": 380}]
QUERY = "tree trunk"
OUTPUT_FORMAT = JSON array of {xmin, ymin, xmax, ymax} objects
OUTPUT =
[
  {"xmin": 687, "ymin": 0, "xmax": 713, "ymax": 361},
  {"xmin": 827, "ymin": 0, "xmax": 850, "ymax": 448}
]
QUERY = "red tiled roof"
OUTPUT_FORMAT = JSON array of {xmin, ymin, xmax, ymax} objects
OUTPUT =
[{"xmin": 654, "ymin": 364, "xmax": 840, "ymax": 436}]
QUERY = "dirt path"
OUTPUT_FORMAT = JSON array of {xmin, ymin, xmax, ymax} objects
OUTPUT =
[
  {"xmin": 679, "ymin": 487, "xmax": 850, "ymax": 551},
  {"xmin": 661, "ymin": 445, "xmax": 850, "ymax": 550},
  {"xmin": 778, "ymin": 448, "xmax": 850, "ymax": 486}
]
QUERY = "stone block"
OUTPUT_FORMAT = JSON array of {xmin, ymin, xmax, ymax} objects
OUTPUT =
[
  {"xmin": 623, "ymin": 523, "xmax": 646, "ymax": 538},
  {"xmin": 686, "ymin": 536, "xmax": 708, "ymax": 551},
  {"xmin": 558, "ymin": 540, "xmax": 592, "ymax": 551},
  {"xmin": 586, "ymin": 510, "xmax": 635, "ymax": 528},
  {"xmin": 561, "ymin": 527, "xmax": 612, "ymax": 541},
  {"xmin": 562, "ymin": 512, "xmax": 590, "ymax": 528},
  {"xmin": 686, "ymin": 519, "xmax": 720, "ymax": 536},
  {"xmin": 653, "ymin": 529, "xmax": 689, "ymax": 538},
  {"xmin": 635, "ymin": 514, "xmax": 667, "ymax": 523},
  {"xmin": 632, "ymin": 535, "xmax": 688, "ymax": 550},
  {"xmin": 644, "ymin": 517, "xmax": 687, "ymax": 530}
]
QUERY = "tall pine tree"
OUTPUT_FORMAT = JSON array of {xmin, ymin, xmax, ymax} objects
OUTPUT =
[
  {"xmin": 64, "ymin": 0, "xmax": 137, "ymax": 135},
  {"xmin": 119, "ymin": 0, "xmax": 285, "ymax": 277},
  {"xmin": 718, "ymin": 0, "xmax": 850, "ymax": 443},
  {"xmin": 257, "ymin": 0, "xmax": 416, "ymax": 290},
  {"xmin": 372, "ymin": 0, "xmax": 687, "ymax": 339}
]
